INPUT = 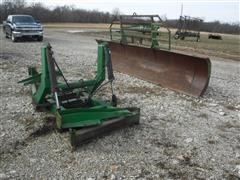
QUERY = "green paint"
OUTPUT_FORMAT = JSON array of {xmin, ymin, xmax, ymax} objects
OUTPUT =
[{"xmin": 19, "ymin": 42, "xmax": 139, "ymax": 130}]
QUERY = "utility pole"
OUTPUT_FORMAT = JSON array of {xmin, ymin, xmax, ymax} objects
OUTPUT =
[{"xmin": 180, "ymin": 3, "xmax": 183, "ymax": 17}]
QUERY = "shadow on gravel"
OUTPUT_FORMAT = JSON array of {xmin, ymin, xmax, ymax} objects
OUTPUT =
[
  {"xmin": 0, "ymin": 116, "xmax": 56, "ymax": 157},
  {"xmin": 25, "ymin": 116, "xmax": 56, "ymax": 140}
]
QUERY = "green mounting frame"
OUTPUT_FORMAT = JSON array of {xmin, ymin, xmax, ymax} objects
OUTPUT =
[
  {"xmin": 109, "ymin": 14, "xmax": 171, "ymax": 50},
  {"xmin": 19, "ymin": 42, "xmax": 140, "ymax": 145}
]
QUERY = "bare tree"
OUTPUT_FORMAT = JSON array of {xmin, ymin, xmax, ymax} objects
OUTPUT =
[{"xmin": 112, "ymin": 7, "xmax": 121, "ymax": 17}]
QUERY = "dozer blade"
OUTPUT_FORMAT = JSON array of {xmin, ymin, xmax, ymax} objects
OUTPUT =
[
  {"xmin": 70, "ymin": 108, "xmax": 140, "ymax": 147},
  {"xmin": 107, "ymin": 41, "xmax": 211, "ymax": 97}
]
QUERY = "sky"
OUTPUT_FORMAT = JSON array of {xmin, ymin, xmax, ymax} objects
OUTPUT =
[{"xmin": 27, "ymin": 0, "xmax": 239, "ymax": 23}]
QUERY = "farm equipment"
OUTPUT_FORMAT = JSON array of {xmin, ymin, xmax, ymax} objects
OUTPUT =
[
  {"xmin": 19, "ymin": 42, "xmax": 140, "ymax": 146},
  {"xmin": 174, "ymin": 15, "xmax": 203, "ymax": 42},
  {"xmin": 108, "ymin": 14, "xmax": 211, "ymax": 97},
  {"xmin": 110, "ymin": 13, "xmax": 171, "ymax": 50},
  {"xmin": 208, "ymin": 34, "xmax": 222, "ymax": 40}
]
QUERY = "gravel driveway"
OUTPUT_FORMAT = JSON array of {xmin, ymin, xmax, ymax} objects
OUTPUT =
[{"xmin": 0, "ymin": 28, "xmax": 239, "ymax": 179}]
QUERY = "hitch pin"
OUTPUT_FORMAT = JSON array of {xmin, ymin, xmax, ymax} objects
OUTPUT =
[{"xmin": 54, "ymin": 92, "xmax": 60, "ymax": 109}]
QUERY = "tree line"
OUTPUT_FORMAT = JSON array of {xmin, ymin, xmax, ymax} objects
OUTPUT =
[
  {"xmin": 0, "ymin": 0, "xmax": 239, "ymax": 34},
  {"xmin": 0, "ymin": 0, "xmax": 112, "ymax": 23}
]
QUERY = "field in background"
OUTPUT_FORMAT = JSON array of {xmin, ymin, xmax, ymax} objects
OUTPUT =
[
  {"xmin": 43, "ymin": 23, "xmax": 239, "ymax": 61},
  {"xmin": 43, "ymin": 23, "xmax": 109, "ymax": 29},
  {"xmin": 171, "ymin": 32, "xmax": 240, "ymax": 61}
]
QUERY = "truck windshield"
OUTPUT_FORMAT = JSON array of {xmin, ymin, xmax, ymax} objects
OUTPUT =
[{"xmin": 12, "ymin": 16, "xmax": 35, "ymax": 23}]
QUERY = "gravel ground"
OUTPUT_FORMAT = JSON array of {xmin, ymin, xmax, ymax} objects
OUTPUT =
[{"xmin": 0, "ymin": 28, "xmax": 240, "ymax": 179}]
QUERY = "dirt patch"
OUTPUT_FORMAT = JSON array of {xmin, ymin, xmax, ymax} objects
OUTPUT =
[
  {"xmin": 0, "ymin": 116, "xmax": 56, "ymax": 158},
  {"xmin": 217, "ymin": 121, "xmax": 240, "ymax": 131},
  {"xmin": 224, "ymin": 105, "xmax": 240, "ymax": 111}
]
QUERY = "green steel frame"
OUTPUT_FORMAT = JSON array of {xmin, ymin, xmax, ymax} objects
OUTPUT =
[
  {"xmin": 19, "ymin": 42, "xmax": 139, "ymax": 131},
  {"xmin": 109, "ymin": 14, "xmax": 171, "ymax": 50}
]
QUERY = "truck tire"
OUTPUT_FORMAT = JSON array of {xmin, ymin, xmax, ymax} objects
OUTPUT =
[
  {"xmin": 5, "ymin": 32, "xmax": 9, "ymax": 38},
  {"xmin": 37, "ymin": 36, "xmax": 43, "ymax": 42}
]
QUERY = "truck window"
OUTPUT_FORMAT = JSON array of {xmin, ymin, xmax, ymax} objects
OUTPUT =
[{"xmin": 12, "ymin": 16, "xmax": 35, "ymax": 23}]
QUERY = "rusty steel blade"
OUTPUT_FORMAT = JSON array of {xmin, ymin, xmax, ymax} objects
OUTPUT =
[{"xmin": 107, "ymin": 41, "xmax": 211, "ymax": 97}]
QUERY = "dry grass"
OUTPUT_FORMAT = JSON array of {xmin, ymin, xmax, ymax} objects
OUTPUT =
[
  {"xmin": 171, "ymin": 32, "xmax": 240, "ymax": 60},
  {"xmin": 43, "ymin": 23, "xmax": 110, "ymax": 29}
]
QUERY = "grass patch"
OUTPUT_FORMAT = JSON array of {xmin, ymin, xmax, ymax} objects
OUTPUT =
[
  {"xmin": 171, "ymin": 33, "xmax": 239, "ymax": 60},
  {"xmin": 43, "ymin": 23, "xmax": 110, "ymax": 29}
]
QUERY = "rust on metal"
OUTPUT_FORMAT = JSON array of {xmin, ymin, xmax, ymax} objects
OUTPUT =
[{"xmin": 107, "ymin": 41, "xmax": 211, "ymax": 97}]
